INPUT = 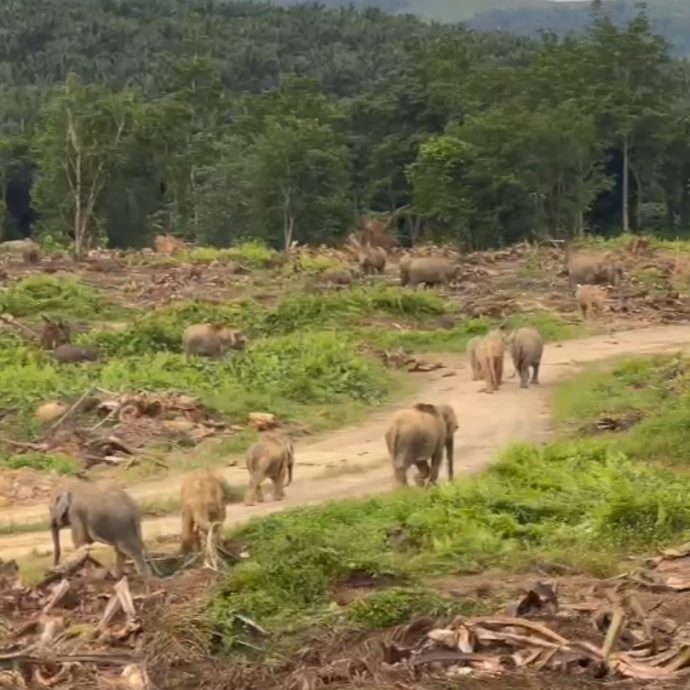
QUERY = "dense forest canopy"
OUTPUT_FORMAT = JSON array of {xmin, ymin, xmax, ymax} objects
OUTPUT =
[{"xmin": 0, "ymin": 0, "xmax": 688, "ymax": 251}]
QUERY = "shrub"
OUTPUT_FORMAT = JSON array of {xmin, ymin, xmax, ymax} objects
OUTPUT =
[
  {"xmin": 0, "ymin": 276, "xmax": 112, "ymax": 318},
  {"xmin": 259, "ymin": 287, "xmax": 447, "ymax": 335}
]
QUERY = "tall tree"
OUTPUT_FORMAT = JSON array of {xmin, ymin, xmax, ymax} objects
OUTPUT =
[
  {"xmin": 249, "ymin": 116, "xmax": 350, "ymax": 249},
  {"xmin": 32, "ymin": 75, "xmax": 139, "ymax": 254},
  {"xmin": 586, "ymin": 8, "xmax": 670, "ymax": 232}
]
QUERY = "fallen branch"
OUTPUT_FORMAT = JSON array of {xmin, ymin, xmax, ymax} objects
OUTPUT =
[
  {"xmin": 37, "ymin": 546, "xmax": 103, "ymax": 588},
  {"xmin": 0, "ymin": 314, "xmax": 40, "ymax": 342},
  {"xmin": 0, "ymin": 652, "xmax": 139, "ymax": 669},
  {"xmin": 50, "ymin": 386, "xmax": 96, "ymax": 432},
  {"xmin": 0, "ymin": 437, "xmax": 49, "ymax": 452}
]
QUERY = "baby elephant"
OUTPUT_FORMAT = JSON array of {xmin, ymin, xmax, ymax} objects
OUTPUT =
[
  {"xmin": 244, "ymin": 434, "xmax": 295, "ymax": 505},
  {"xmin": 182, "ymin": 323, "xmax": 247, "ymax": 358},
  {"xmin": 49, "ymin": 483, "xmax": 151, "ymax": 577},
  {"xmin": 385, "ymin": 402, "xmax": 458, "ymax": 488},
  {"xmin": 466, "ymin": 336, "xmax": 483, "ymax": 381},
  {"xmin": 53, "ymin": 344, "xmax": 100, "ymax": 364},
  {"xmin": 506, "ymin": 327, "xmax": 544, "ymax": 389},
  {"xmin": 476, "ymin": 329, "xmax": 506, "ymax": 393},
  {"xmin": 180, "ymin": 470, "xmax": 231, "ymax": 553},
  {"xmin": 576, "ymin": 284, "xmax": 607, "ymax": 319}
]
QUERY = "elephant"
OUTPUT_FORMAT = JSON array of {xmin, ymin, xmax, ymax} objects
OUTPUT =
[
  {"xmin": 321, "ymin": 267, "xmax": 355, "ymax": 286},
  {"xmin": 359, "ymin": 246, "xmax": 387, "ymax": 275},
  {"xmin": 466, "ymin": 336, "xmax": 483, "ymax": 381},
  {"xmin": 182, "ymin": 323, "xmax": 247, "ymax": 358},
  {"xmin": 566, "ymin": 243, "xmax": 623, "ymax": 287},
  {"xmin": 49, "ymin": 483, "xmax": 152, "ymax": 577},
  {"xmin": 52, "ymin": 344, "xmax": 100, "ymax": 364},
  {"xmin": 476, "ymin": 329, "xmax": 506, "ymax": 393},
  {"xmin": 506, "ymin": 327, "xmax": 543, "ymax": 388},
  {"xmin": 244, "ymin": 434, "xmax": 295, "ymax": 505},
  {"xmin": 576, "ymin": 284, "xmax": 607, "ymax": 319},
  {"xmin": 180, "ymin": 470, "xmax": 231, "ymax": 553},
  {"xmin": 385, "ymin": 402, "xmax": 458, "ymax": 488},
  {"xmin": 400, "ymin": 257, "xmax": 460, "ymax": 289}
]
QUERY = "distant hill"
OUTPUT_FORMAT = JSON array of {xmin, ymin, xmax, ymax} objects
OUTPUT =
[
  {"xmin": 467, "ymin": 1, "xmax": 690, "ymax": 56},
  {"xmin": 270, "ymin": 0, "xmax": 690, "ymax": 55}
]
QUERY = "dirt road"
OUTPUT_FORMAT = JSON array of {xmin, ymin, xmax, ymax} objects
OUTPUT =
[{"xmin": 2, "ymin": 324, "xmax": 689, "ymax": 561}]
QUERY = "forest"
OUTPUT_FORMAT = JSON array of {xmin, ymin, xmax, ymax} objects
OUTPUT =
[{"xmin": 0, "ymin": 0, "xmax": 688, "ymax": 251}]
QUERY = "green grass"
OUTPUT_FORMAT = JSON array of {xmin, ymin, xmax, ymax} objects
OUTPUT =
[
  {"xmin": 209, "ymin": 436, "xmax": 690, "ymax": 652},
  {"xmin": 175, "ymin": 241, "xmax": 278, "ymax": 268},
  {"xmin": 0, "ymin": 275, "xmax": 120, "ymax": 318},
  {"xmin": 360, "ymin": 310, "xmax": 581, "ymax": 353},
  {"xmin": 0, "ymin": 329, "xmax": 396, "ymax": 471},
  {"xmin": 0, "ymin": 451, "xmax": 80, "ymax": 475},
  {"xmin": 554, "ymin": 354, "xmax": 690, "ymax": 467}
]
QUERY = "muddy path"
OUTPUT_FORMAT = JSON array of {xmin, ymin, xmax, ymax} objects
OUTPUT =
[{"xmin": 2, "ymin": 324, "xmax": 689, "ymax": 561}]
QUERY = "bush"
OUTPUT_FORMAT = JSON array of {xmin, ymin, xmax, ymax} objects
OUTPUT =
[
  {"xmin": 0, "ymin": 276, "xmax": 112, "ymax": 318},
  {"xmin": 233, "ymin": 332, "xmax": 388, "ymax": 404},
  {"xmin": 259, "ymin": 287, "xmax": 447, "ymax": 335},
  {"xmin": 346, "ymin": 588, "xmax": 452, "ymax": 628}
]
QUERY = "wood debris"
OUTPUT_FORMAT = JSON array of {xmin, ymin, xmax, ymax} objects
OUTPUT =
[
  {"xmin": 379, "ymin": 579, "xmax": 690, "ymax": 682},
  {"xmin": 379, "ymin": 349, "xmax": 443, "ymax": 373}
]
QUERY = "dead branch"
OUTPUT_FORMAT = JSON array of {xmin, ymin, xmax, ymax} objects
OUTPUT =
[
  {"xmin": 37, "ymin": 546, "xmax": 103, "ymax": 588},
  {"xmin": 50, "ymin": 386, "xmax": 97, "ymax": 431},
  {"xmin": 0, "ymin": 314, "xmax": 40, "ymax": 341}
]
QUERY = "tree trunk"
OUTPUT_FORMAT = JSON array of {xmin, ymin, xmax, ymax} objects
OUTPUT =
[
  {"xmin": 282, "ymin": 190, "xmax": 294, "ymax": 251},
  {"xmin": 622, "ymin": 134, "xmax": 630, "ymax": 233}
]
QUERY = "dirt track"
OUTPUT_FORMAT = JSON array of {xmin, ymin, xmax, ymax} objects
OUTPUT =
[{"xmin": 2, "ymin": 324, "xmax": 690, "ymax": 562}]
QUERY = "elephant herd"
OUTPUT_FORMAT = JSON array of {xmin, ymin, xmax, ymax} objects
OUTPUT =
[
  {"xmin": 48, "ymin": 432, "xmax": 294, "ymax": 577},
  {"xmin": 385, "ymin": 325, "xmax": 545, "ymax": 487},
  {"xmin": 47, "ymin": 326, "xmax": 544, "ymax": 577}
]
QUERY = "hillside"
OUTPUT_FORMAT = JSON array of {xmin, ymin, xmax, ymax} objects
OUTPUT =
[{"xmin": 270, "ymin": 0, "xmax": 690, "ymax": 54}]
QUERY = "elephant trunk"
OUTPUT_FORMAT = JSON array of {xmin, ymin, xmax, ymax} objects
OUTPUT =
[{"xmin": 50, "ymin": 521, "xmax": 61, "ymax": 566}]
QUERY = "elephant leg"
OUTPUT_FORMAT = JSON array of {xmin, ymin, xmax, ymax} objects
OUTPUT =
[
  {"xmin": 256, "ymin": 482, "xmax": 265, "ymax": 503},
  {"xmin": 119, "ymin": 540, "xmax": 152, "ymax": 577},
  {"xmin": 393, "ymin": 466, "xmax": 408, "ymax": 489},
  {"xmin": 272, "ymin": 466, "xmax": 286, "ymax": 501},
  {"xmin": 519, "ymin": 364, "xmax": 529, "ymax": 389},
  {"xmin": 244, "ymin": 472, "xmax": 264, "ymax": 506},
  {"xmin": 531, "ymin": 363, "xmax": 540, "ymax": 384},
  {"xmin": 180, "ymin": 507, "xmax": 197, "ymax": 554},
  {"xmin": 429, "ymin": 447, "xmax": 443, "ymax": 485},
  {"xmin": 496, "ymin": 356, "xmax": 504, "ymax": 387},
  {"xmin": 70, "ymin": 523, "xmax": 93, "ymax": 573},
  {"xmin": 413, "ymin": 462, "xmax": 429, "ymax": 487},
  {"xmin": 113, "ymin": 548, "xmax": 127, "ymax": 578}
]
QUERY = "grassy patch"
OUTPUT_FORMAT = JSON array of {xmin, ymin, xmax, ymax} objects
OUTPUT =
[
  {"xmin": 183, "ymin": 241, "xmax": 278, "ymax": 268},
  {"xmin": 554, "ymin": 354, "xmax": 690, "ymax": 466},
  {"xmin": 0, "ymin": 330, "xmax": 395, "ymax": 445},
  {"xmin": 0, "ymin": 275, "xmax": 118, "ymax": 318},
  {"xmin": 0, "ymin": 452, "xmax": 80, "ymax": 475},
  {"xmin": 209, "ymin": 438, "xmax": 690, "ymax": 651},
  {"xmin": 361, "ymin": 310, "xmax": 581, "ymax": 353}
]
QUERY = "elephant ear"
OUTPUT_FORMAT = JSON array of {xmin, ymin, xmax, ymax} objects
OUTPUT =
[{"xmin": 52, "ymin": 490, "xmax": 72, "ymax": 527}]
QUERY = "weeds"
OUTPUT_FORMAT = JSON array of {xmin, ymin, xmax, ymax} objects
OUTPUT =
[{"xmin": 0, "ymin": 276, "xmax": 116, "ymax": 318}]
